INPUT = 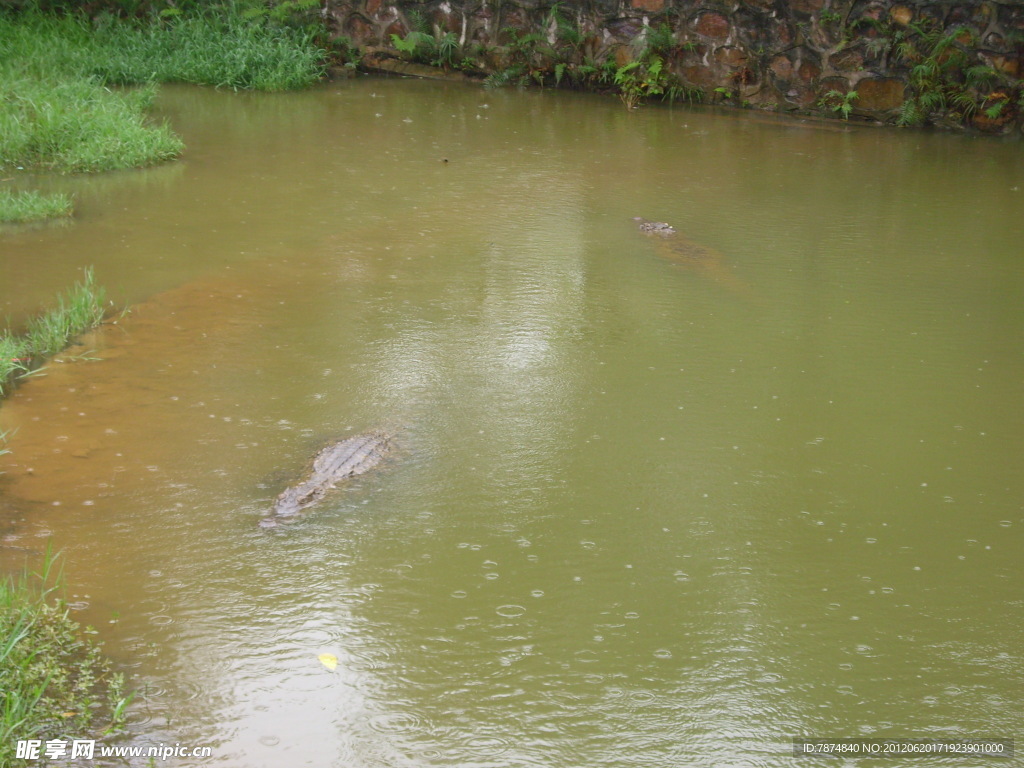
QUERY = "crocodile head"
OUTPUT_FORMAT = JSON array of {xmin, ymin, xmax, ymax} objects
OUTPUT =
[{"xmin": 633, "ymin": 217, "xmax": 676, "ymax": 235}]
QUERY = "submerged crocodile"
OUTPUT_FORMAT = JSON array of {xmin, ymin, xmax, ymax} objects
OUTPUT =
[
  {"xmin": 259, "ymin": 431, "xmax": 393, "ymax": 528},
  {"xmin": 633, "ymin": 217, "xmax": 754, "ymax": 300}
]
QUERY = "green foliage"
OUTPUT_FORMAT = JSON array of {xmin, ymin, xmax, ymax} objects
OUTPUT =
[
  {"xmin": 329, "ymin": 34, "xmax": 362, "ymax": 68},
  {"xmin": 483, "ymin": 64, "xmax": 527, "ymax": 88},
  {"xmin": 614, "ymin": 54, "xmax": 696, "ymax": 109},
  {"xmin": 483, "ymin": 27, "xmax": 552, "ymax": 87},
  {"xmin": 480, "ymin": 11, "xmax": 703, "ymax": 109},
  {"xmin": 0, "ymin": 188, "xmax": 73, "ymax": 223},
  {"xmin": 390, "ymin": 31, "xmax": 420, "ymax": 56},
  {"xmin": 0, "ymin": 7, "xmax": 326, "ymax": 173},
  {"xmin": 1, "ymin": 9, "xmax": 325, "ymax": 92},
  {"xmin": 643, "ymin": 23, "xmax": 676, "ymax": 59},
  {"xmin": 0, "ymin": 267, "xmax": 107, "ymax": 396},
  {"xmin": 390, "ymin": 23, "xmax": 464, "ymax": 71},
  {"xmin": 818, "ymin": 89, "xmax": 859, "ymax": 120},
  {"xmin": 0, "ymin": 550, "xmax": 131, "ymax": 767},
  {"xmin": 550, "ymin": 3, "xmax": 583, "ymax": 50},
  {"xmin": 852, "ymin": 17, "xmax": 1023, "ymax": 129},
  {"xmin": 0, "ymin": 73, "xmax": 184, "ymax": 173}
]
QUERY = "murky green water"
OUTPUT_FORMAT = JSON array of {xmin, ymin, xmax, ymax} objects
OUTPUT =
[{"xmin": 2, "ymin": 79, "xmax": 1023, "ymax": 767}]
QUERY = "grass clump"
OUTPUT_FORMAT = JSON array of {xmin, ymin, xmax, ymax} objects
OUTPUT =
[
  {"xmin": 0, "ymin": 550, "xmax": 130, "ymax": 766},
  {"xmin": 0, "ymin": 8, "xmax": 326, "ymax": 173},
  {"xmin": 0, "ymin": 73, "xmax": 183, "ymax": 173},
  {"xmin": 0, "ymin": 267, "xmax": 107, "ymax": 396},
  {"xmin": 1, "ymin": 9, "xmax": 326, "ymax": 92},
  {"xmin": 0, "ymin": 188, "xmax": 73, "ymax": 223}
]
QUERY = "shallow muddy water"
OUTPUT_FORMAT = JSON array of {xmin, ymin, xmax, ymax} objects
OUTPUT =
[{"xmin": 2, "ymin": 79, "xmax": 1023, "ymax": 767}]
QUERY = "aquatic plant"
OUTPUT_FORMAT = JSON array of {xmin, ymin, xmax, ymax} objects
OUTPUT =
[
  {"xmin": 0, "ymin": 549, "xmax": 131, "ymax": 766},
  {"xmin": 0, "ymin": 268, "xmax": 107, "ymax": 396},
  {"xmin": 0, "ymin": 189, "xmax": 73, "ymax": 223}
]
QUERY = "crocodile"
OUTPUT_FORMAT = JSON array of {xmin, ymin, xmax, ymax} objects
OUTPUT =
[
  {"xmin": 259, "ymin": 431, "xmax": 393, "ymax": 528},
  {"xmin": 633, "ymin": 217, "xmax": 754, "ymax": 300}
]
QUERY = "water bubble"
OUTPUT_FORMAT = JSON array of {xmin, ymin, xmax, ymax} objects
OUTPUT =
[
  {"xmin": 258, "ymin": 736, "xmax": 280, "ymax": 747},
  {"xmin": 464, "ymin": 736, "xmax": 509, "ymax": 756},
  {"xmin": 624, "ymin": 611, "xmax": 640, "ymax": 619},
  {"xmin": 149, "ymin": 615, "xmax": 173, "ymax": 626},
  {"xmin": 367, "ymin": 711, "xmax": 423, "ymax": 734},
  {"xmin": 495, "ymin": 604, "xmax": 526, "ymax": 618},
  {"xmin": 530, "ymin": 590, "xmax": 544, "ymax": 598},
  {"xmin": 653, "ymin": 649, "xmax": 673, "ymax": 659},
  {"xmin": 629, "ymin": 690, "xmax": 656, "ymax": 705},
  {"xmin": 450, "ymin": 590, "xmax": 467, "ymax": 599}
]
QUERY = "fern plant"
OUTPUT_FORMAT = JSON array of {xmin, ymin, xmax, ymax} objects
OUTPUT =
[{"xmin": 819, "ymin": 89, "xmax": 859, "ymax": 120}]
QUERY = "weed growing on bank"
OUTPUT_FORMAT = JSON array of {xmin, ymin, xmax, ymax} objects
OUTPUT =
[
  {"xmin": 0, "ymin": 189, "xmax": 73, "ymax": 223},
  {"xmin": 0, "ymin": 268, "xmax": 107, "ymax": 396},
  {"xmin": 2, "ymin": 9, "xmax": 326, "ymax": 92},
  {"xmin": 0, "ymin": 550, "xmax": 130, "ymax": 767},
  {"xmin": 0, "ymin": 8, "xmax": 326, "ymax": 174},
  {"xmin": 0, "ymin": 73, "xmax": 183, "ymax": 173}
]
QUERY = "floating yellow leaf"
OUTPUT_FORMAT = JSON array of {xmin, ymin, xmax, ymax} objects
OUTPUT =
[{"xmin": 318, "ymin": 653, "xmax": 338, "ymax": 671}]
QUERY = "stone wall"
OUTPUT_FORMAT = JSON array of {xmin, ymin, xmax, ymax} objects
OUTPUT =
[{"xmin": 326, "ymin": 0, "xmax": 1023, "ymax": 131}]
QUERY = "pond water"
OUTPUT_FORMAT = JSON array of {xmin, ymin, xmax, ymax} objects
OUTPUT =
[{"xmin": 1, "ymin": 79, "xmax": 1022, "ymax": 767}]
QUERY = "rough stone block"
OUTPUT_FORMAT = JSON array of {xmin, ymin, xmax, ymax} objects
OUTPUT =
[
  {"xmin": 693, "ymin": 11, "xmax": 731, "ymax": 39},
  {"xmin": 856, "ymin": 77, "xmax": 906, "ymax": 112},
  {"xmin": 631, "ymin": 0, "xmax": 665, "ymax": 12},
  {"xmin": 829, "ymin": 49, "xmax": 864, "ymax": 73},
  {"xmin": 715, "ymin": 46, "xmax": 748, "ymax": 67},
  {"xmin": 789, "ymin": 0, "xmax": 824, "ymax": 13}
]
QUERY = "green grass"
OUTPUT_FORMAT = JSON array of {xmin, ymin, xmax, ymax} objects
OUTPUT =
[
  {"xmin": 2, "ymin": 10, "xmax": 326, "ymax": 92},
  {"xmin": 0, "ymin": 9, "xmax": 326, "ymax": 173},
  {"xmin": 0, "ymin": 268, "xmax": 107, "ymax": 397},
  {"xmin": 0, "ymin": 549, "xmax": 129, "ymax": 767},
  {"xmin": 0, "ymin": 73, "xmax": 184, "ymax": 173},
  {"xmin": 0, "ymin": 188, "xmax": 73, "ymax": 223}
]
